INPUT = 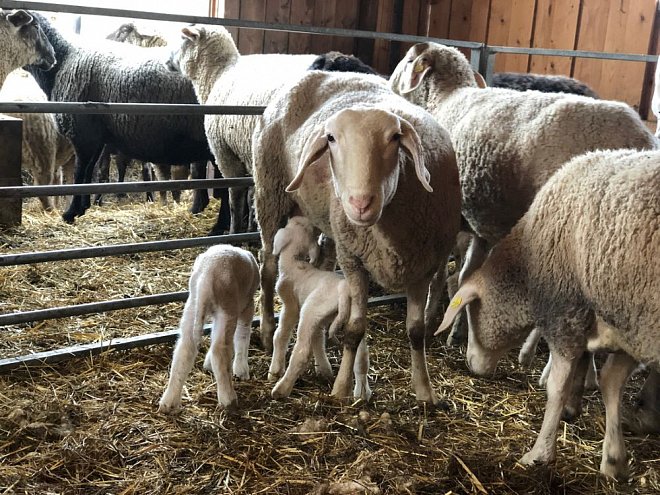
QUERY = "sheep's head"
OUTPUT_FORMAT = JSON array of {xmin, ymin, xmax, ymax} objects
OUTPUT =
[
  {"xmin": 286, "ymin": 107, "xmax": 432, "ymax": 227},
  {"xmin": 272, "ymin": 216, "xmax": 320, "ymax": 265},
  {"xmin": 389, "ymin": 42, "xmax": 480, "ymax": 100},
  {"xmin": 107, "ymin": 22, "xmax": 167, "ymax": 47},
  {"xmin": 1, "ymin": 9, "xmax": 55, "ymax": 73},
  {"xmin": 166, "ymin": 24, "xmax": 238, "ymax": 78}
]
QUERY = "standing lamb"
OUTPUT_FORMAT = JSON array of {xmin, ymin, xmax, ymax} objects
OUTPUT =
[
  {"xmin": 437, "ymin": 149, "xmax": 659, "ymax": 478},
  {"xmin": 252, "ymin": 70, "xmax": 461, "ymax": 403},
  {"xmin": 268, "ymin": 216, "xmax": 369, "ymax": 399},
  {"xmin": 21, "ymin": 12, "xmax": 229, "ymax": 230},
  {"xmin": 159, "ymin": 244, "xmax": 259, "ymax": 412},
  {"xmin": 166, "ymin": 25, "xmax": 317, "ymax": 234},
  {"xmin": 389, "ymin": 42, "xmax": 657, "ymax": 347}
]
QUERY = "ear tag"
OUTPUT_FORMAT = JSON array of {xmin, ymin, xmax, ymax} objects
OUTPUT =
[
  {"xmin": 450, "ymin": 296, "xmax": 462, "ymax": 308},
  {"xmin": 413, "ymin": 62, "xmax": 426, "ymax": 73}
]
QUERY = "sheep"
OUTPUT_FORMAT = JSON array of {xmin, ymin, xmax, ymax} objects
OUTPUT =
[
  {"xmin": 0, "ymin": 9, "xmax": 55, "ymax": 84},
  {"xmin": 653, "ymin": 60, "xmax": 660, "ymax": 138},
  {"xmin": 389, "ymin": 42, "xmax": 657, "ymax": 349},
  {"xmin": 166, "ymin": 25, "xmax": 317, "ymax": 234},
  {"xmin": 1, "ymin": 69, "xmax": 75, "ymax": 211},
  {"xmin": 627, "ymin": 369, "xmax": 660, "ymax": 434},
  {"xmin": 492, "ymin": 72, "xmax": 599, "ymax": 98},
  {"xmin": 252, "ymin": 69, "xmax": 461, "ymax": 403},
  {"xmin": 268, "ymin": 216, "xmax": 370, "ymax": 399},
  {"xmin": 159, "ymin": 244, "xmax": 259, "ymax": 412},
  {"xmin": 309, "ymin": 51, "xmax": 382, "ymax": 76},
  {"xmin": 21, "ymin": 12, "xmax": 229, "ymax": 231},
  {"xmin": 105, "ymin": 22, "xmax": 167, "ymax": 48},
  {"xmin": 436, "ymin": 149, "xmax": 660, "ymax": 478}
]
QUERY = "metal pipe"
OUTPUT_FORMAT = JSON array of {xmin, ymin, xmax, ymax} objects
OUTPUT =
[
  {"xmin": 0, "ymin": 232, "xmax": 261, "ymax": 267},
  {"xmin": 0, "ymin": 102, "xmax": 266, "ymax": 115},
  {"xmin": 488, "ymin": 45, "xmax": 657, "ymax": 62}
]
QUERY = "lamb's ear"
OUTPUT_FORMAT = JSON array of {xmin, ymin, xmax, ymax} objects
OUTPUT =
[
  {"xmin": 286, "ymin": 127, "xmax": 328, "ymax": 192},
  {"xmin": 399, "ymin": 118, "xmax": 433, "ymax": 192},
  {"xmin": 181, "ymin": 26, "xmax": 200, "ymax": 41},
  {"xmin": 8, "ymin": 10, "xmax": 33, "ymax": 28},
  {"xmin": 473, "ymin": 70, "xmax": 487, "ymax": 88},
  {"xmin": 272, "ymin": 228, "xmax": 290, "ymax": 256},
  {"xmin": 435, "ymin": 283, "xmax": 480, "ymax": 336}
]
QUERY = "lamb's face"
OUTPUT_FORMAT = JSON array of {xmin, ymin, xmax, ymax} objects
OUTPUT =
[
  {"xmin": 2, "ymin": 10, "xmax": 56, "ymax": 72},
  {"xmin": 273, "ymin": 217, "xmax": 320, "ymax": 264}
]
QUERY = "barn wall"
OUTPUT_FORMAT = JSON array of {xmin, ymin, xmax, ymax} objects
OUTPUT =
[{"xmin": 215, "ymin": 0, "xmax": 660, "ymax": 116}]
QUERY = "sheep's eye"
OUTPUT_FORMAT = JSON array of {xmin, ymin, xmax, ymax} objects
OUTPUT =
[
  {"xmin": 391, "ymin": 133, "xmax": 402, "ymax": 142},
  {"xmin": 327, "ymin": 133, "xmax": 335, "ymax": 143}
]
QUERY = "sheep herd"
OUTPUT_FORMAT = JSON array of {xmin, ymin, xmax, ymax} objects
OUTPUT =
[{"xmin": 2, "ymin": 8, "xmax": 659, "ymax": 482}]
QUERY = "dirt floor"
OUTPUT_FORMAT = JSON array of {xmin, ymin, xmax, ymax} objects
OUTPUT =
[{"xmin": 0, "ymin": 197, "xmax": 658, "ymax": 494}]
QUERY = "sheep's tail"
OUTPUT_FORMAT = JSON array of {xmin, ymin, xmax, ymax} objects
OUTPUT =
[{"xmin": 328, "ymin": 283, "xmax": 351, "ymax": 340}]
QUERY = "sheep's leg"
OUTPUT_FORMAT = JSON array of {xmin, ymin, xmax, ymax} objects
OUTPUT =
[
  {"xmin": 158, "ymin": 296, "xmax": 204, "ymax": 413},
  {"xmin": 539, "ymin": 354, "xmax": 552, "ymax": 387},
  {"xmin": 312, "ymin": 324, "xmax": 333, "ymax": 382},
  {"xmin": 407, "ymin": 277, "xmax": 438, "ymax": 405},
  {"xmin": 232, "ymin": 300, "xmax": 254, "ymax": 380},
  {"xmin": 626, "ymin": 369, "xmax": 660, "ymax": 434},
  {"xmin": 584, "ymin": 353, "xmax": 599, "ymax": 391},
  {"xmin": 207, "ymin": 312, "xmax": 239, "ymax": 408},
  {"xmin": 32, "ymin": 165, "xmax": 55, "ymax": 211},
  {"xmin": 520, "ymin": 350, "xmax": 577, "ymax": 466},
  {"xmin": 352, "ymin": 337, "xmax": 370, "ymax": 400},
  {"xmin": 599, "ymin": 352, "xmax": 637, "ymax": 478},
  {"xmin": 519, "ymin": 328, "xmax": 542, "ymax": 368},
  {"xmin": 563, "ymin": 351, "xmax": 591, "ymax": 421},
  {"xmin": 424, "ymin": 265, "xmax": 446, "ymax": 338},
  {"xmin": 93, "ymin": 145, "xmax": 111, "ymax": 206},
  {"xmin": 190, "ymin": 160, "xmax": 210, "ymax": 214},
  {"xmin": 115, "ymin": 152, "xmax": 131, "ymax": 200},
  {"xmin": 269, "ymin": 289, "xmax": 299, "ymax": 381},
  {"xmin": 63, "ymin": 144, "xmax": 104, "ymax": 223},
  {"xmin": 331, "ymin": 263, "xmax": 369, "ymax": 401},
  {"xmin": 152, "ymin": 163, "xmax": 170, "ymax": 205},
  {"xmin": 228, "ymin": 186, "xmax": 248, "ymax": 234},
  {"xmin": 170, "ymin": 165, "xmax": 189, "ymax": 203},
  {"xmin": 142, "ymin": 162, "xmax": 154, "ymax": 203}
]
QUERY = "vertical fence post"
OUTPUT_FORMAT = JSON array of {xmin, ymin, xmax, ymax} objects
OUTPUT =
[{"xmin": 0, "ymin": 115, "xmax": 22, "ymax": 228}]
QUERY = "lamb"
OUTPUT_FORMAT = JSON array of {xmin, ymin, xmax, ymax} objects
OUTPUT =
[
  {"xmin": 22, "ymin": 12, "xmax": 229, "ymax": 231},
  {"xmin": 436, "ymin": 149, "xmax": 660, "ymax": 478},
  {"xmin": 268, "ymin": 216, "xmax": 369, "ymax": 399},
  {"xmin": 491, "ymin": 72, "xmax": 599, "ymax": 98},
  {"xmin": 159, "ymin": 244, "xmax": 259, "ymax": 412},
  {"xmin": 389, "ymin": 42, "xmax": 657, "ymax": 347},
  {"xmin": 1, "ymin": 69, "xmax": 75, "ymax": 211},
  {"xmin": 252, "ymin": 70, "xmax": 461, "ymax": 403},
  {"xmin": 166, "ymin": 25, "xmax": 317, "ymax": 234}
]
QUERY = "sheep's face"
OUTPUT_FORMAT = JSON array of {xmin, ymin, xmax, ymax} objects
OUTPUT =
[
  {"xmin": 287, "ymin": 107, "xmax": 433, "ymax": 227},
  {"xmin": 167, "ymin": 25, "xmax": 238, "ymax": 79},
  {"xmin": 2, "ymin": 10, "xmax": 56, "ymax": 71}
]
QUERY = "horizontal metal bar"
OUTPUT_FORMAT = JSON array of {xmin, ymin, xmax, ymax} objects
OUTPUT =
[
  {"xmin": 487, "ymin": 45, "xmax": 657, "ymax": 62},
  {"xmin": 0, "ymin": 294, "xmax": 406, "ymax": 371},
  {"xmin": 0, "ymin": 1, "xmax": 484, "ymax": 49},
  {"xmin": 0, "ymin": 177, "xmax": 254, "ymax": 198},
  {"xmin": 0, "ymin": 102, "xmax": 266, "ymax": 115},
  {"xmin": 0, "ymin": 232, "xmax": 261, "ymax": 267}
]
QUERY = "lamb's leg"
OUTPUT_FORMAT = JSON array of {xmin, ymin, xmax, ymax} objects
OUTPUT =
[
  {"xmin": 159, "ymin": 295, "xmax": 203, "ymax": 413},
  {"xmin": 626, "ymin": 369, "xmax": 660, "ymax": 434},
  {"xmin": 352, "ymin": 337, "xmax": 370, "ymax": 400},
  {"xmin": 407, "ymin": 276, "xmax": 438, "ymax": 405},
  {"xmin": 599, "ymin": 352, "xmax": 637, "ymax": 478},
  {"xmin": 268, "ymin": 288, "xmax": 299, "ymax": 381},
  {"xmin": 520, "ymin": 350, "xmax": 577, "ymax": 466},
  {"xmin": 207, "ymin": 312, "xmax": 239, "ymax": 408},
  {"xmin": 312, "ymin": 324, "xmax": 333, "ymax": 382},
  {"xmin": 232, "ymin": 300, "xmax": 254, "ymax": 380},
  {"xmin": 519, "ymin": 328, "xmax": 542, "ymax": 368}
]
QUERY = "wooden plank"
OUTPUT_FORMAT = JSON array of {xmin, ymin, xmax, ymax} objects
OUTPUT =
[
  {"xmin": 574, "ymin": 0, "xmax": 656, "ymax": 110},
  {"xmin": 399, "ymin": 0, "xmax": 422, "ymax": 58},
  {"xmin": 264, "ymin": 0, "xmax": 291, "ymax": 54},
  {"xmin": 355, "ymin": 0, "xmax": 379, "ymax": 66},
  {"xmin": 640, "ymin": 7, "xmax": 660, "ymax": 120},
  {"xmin": 289, "ymin": 0, "xmax": 315, "ymax": 54},
  {"xmin": 373, "ymin": 0, "xmax": 396, "ymax": 74},
  {"xmin": 529, "ymin": 0, "xmax": 580, "ymax": 76},
  {"xmin": 223, "ymin": 0, "xmax": 241, "ymax": 45},
  {"xmin": 449, "ymin": 0, "xmax": 490, "ymax": 42},
  {"xmin": 310, "ymin": 0, "xmax": 337, "ymax": 54},
  {"xmin": 487, "ymin": 0, "xmax": 536, "ymax": 73},
  {"xmin": 332, "ymin": 0, "xmax": 360, "ymax": 55},
  {"xmin": 238, "ymin": 0, "xmax": 267, "ymax": 55},
  {"xmin": 427, "ymin": 0, "xmax": 451, "ymax": 39}
]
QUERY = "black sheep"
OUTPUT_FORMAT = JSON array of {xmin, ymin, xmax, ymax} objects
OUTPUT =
[
  {"xmin": 492, "ymin": 72, "xmax": 599, "ymax": 98},
  {"xmin": 309, "ymin": 51, "xmax": 382, "ymax": 76}
]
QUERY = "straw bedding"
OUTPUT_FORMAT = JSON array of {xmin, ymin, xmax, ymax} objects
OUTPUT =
[{"xmin": 0, "ymin": 197, "xmax": 658, "ymax": 494}]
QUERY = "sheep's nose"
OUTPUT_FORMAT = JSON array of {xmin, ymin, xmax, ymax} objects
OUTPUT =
[{"xmin": 348, "ymin": 194, "xmax": 374, "ymax": 213}]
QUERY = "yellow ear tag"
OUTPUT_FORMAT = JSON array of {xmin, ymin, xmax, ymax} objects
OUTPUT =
[
  {"xmin": 413, "ymin": 62, "xmax": 426, "ymax": 73},
  {"xmin": 450, "ymin": 296, "xmax": 462, "ymax": 308}
]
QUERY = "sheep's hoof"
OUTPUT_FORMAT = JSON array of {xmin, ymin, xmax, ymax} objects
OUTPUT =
[
  {"xmin": 600, "ymin": 454, "xmax": 628, "ymax": 479},
  {"xmin": 561, "ymin": 403, "xmax": 582, "ymax": 422},
  {"xmin": 267, "ymin": 370, "xmax": 283, "ymax": 382},
  {"xmin": 519, "ymin": 449, "xmax": 553, "ymax": 467},
  {"xmin": 62, "ymin": 212, "xmax": 76, "ymax": 224},
  {"xmin": 157, "ymin": 398, "xmax": 180, "ymax": 415},
  {"xmin": 271, "ymin": 382, "xmax": 292, "ymax": 399}
]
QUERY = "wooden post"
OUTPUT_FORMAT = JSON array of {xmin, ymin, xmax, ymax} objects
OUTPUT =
[{"xmin": 0, "ymin": 115, "xmax": 22, "ymax": 228}]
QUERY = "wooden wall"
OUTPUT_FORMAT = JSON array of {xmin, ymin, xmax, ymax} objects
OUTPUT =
[{"xmin": 217, "ymin": 0, "xmax": 659, "ymax": 116}]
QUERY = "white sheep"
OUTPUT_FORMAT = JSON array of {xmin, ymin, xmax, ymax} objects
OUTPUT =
[
  {"xmin": 390, "ymin": 42, "xmax": 657, "ymax": 347},
  {"xmin": 167, "ymin": 25, "xmax": 317, "ymax": 235},
  {"xmin": 652, "ymin": 59, "xmax": 660, "ymax": 138},
  {"xmin": 1, "ymin": 69, "xmax": 75, "ymax": 211},
  {"xmin": 268, "ymin": 216, "xmax": 369, "ymax": 399},
  {"xmin": 159, "ymin": 244, "xmax": 259, "ymax": 412},
  {"xmin": 253, "ymin": 70, "xmax": 461, "ymax": 404},
  {"xmin": 436, "ymin": 149, "xmax": 660, "ymax": 478}
]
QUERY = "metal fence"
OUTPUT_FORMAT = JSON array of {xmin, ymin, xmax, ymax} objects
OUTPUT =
[{"xmin": 0, "ymin": 1, "xmax": 656, "ymax": 370}]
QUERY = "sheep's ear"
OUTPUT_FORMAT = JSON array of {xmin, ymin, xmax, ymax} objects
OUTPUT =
[
  {"xmin": 8, "ymin": 10, "xmax": 33, "ymax": 28},
  {"xmin": 435, "ymin": 283, "xmax": 480, "ymax": 336},
  {"xmin": 473, "ymin": 70, "xmax": 487, "ymax": 88},
  {"xmin": 272, "ymin": 228, "xmax": 289, "ymax": 256},
  {"xmin": 399, "ymin": 55, "xmax": 432, "ymax": 95},
  {"xmin": 181, "ymin": 26, "xmax": 200, "ymax": 41},
  {"xmin": 399, "ymin": 118, "xmax": 433, "ymax": 193},
  {"xmin": 286, "ymin": 127, "xmax": 328, "ymax": 192}
]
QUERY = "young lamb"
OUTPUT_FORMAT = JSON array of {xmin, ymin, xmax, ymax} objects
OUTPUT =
[
  {"xmin": 167, "ymin": 25, "xmax": 317, "ymax": 234},
  {"xmin": 437, "ymin": 149, "xmax": 660, "ymax": 478},
  {"xmin": 253, "ymin": 70, "xmax": 461, "ymax": 404},
  {"xmin": 159, "ymin": 244, "xmax": 259, "ymax": 412},
  {"xmin": 21, "ymin": 12, "xmax": 229, "ymax": 231},
  {"xmin": 1, "ymin": 69, "xmax": 75, "ymax": 211},
  {"xmin": 389, "ymin": 43, "xmax": 657, "ymax": 348},
  {"xmin": 268, "ymin": 216, "xmax": 369, "ymax": 399}
]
